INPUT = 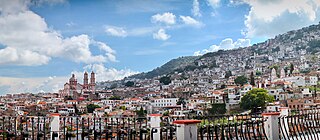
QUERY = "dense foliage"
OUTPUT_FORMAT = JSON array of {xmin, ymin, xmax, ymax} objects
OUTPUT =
[
  {"xmin": 307, "ymin": 39, "xmax": 320, "ymax": 54},
  {"xmin": 225, "ymin": 70, "xmax": 232, "ymax": 79},
  {"xmin": 207, "ymin": 103, "xmax": 226, "ymax": 115},
  {"xmin": 125, "ymin": 81, "xmax": 134, "ymax": 87},
  {"xmin": 86, "ymin": 104, "xmax": 100, "ymax": 113},
  {"xmin": 136, "ymin": 107, "xmax": 146, "ymax": 117},
  {"xmin": 130, "ymin": 56, "xmax": 199, "ymax": 79},
  {"xmin": 240, "ymin": 88, "xmax": 274, "ymax": 112},
  {"xmin": 250, "ymin": 72, "xmax": 255, "ymax": 86},
  {"xmin": 160, "ymin": 76, "xmax": 171, "ymax": 85},
  {"xmin": 109, "ymin": 96, "xmax": 121, "ymax": 100},
  {"xmin": 235, "ymin": 75, "xmax": 248, "ymax": 86},
  {"xmin": 176, "ymin": 97, "xmax": 186, "ymax": 105}
]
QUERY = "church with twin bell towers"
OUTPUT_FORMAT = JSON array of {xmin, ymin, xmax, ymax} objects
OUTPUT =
[{"xmin": 59, "ymin": 71, "xmax": 96, "ymax": 100}]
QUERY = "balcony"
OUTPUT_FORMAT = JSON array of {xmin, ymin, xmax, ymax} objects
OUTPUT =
[{"xmin": 0, "ymin": 109, "xmax": 320, "ymax": 140}]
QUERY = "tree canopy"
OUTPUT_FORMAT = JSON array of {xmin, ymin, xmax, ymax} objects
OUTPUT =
[
  {"xmin": 125, "ymin": 81, "xmax": 135, "ymax": 87},
  {"xmin": 176, "ymin": 97, "xmax": 186, "ymax": 106},
  {"xmin": 207, "ymin": 103, "xmax": 226, "ymax": 115},
  {"xmin": 136, "ymin": 107, "xmax": 146, "ymax": 117},
  {"xmin": 235, "ymin": 75, "xmax": 248, "ymax": 86},
  {"xmin": 240, "ymin": 88, "xmax": 274, "ymax": 112},
  {"xmin": 109, "ymin": 96, "xmax": 121, "ymax": 100},
  {"xmin": 256, "ymin": 71, "xmax": 262, "ymax": 76},
  {"xmin": 225, "ymin": 70, "xmax": 232, "ymax": 79},
  {"xmin": 86, "ymin": 104, "xmax": 100, "ymax": 113},
  {"xmin": 250, "ymin": 71, "xmax": 255, "ymax": 86},
  {"xmin": 290, "ymin": 63, "xmax": 294, "ymax": 75},
  {"xmin": 160, "ymin": 76, "xmax": 171, "ymax": 85}
]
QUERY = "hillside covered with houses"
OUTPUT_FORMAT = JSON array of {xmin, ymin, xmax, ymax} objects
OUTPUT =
[{"xmin": 1, "ymin": 23, "xmax": 320, "ymax": 118}]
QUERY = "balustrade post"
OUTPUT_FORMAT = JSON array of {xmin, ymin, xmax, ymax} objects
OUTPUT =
[
  {"xmin": 280, "ymin": 107, "xmax": 289, "ymax": 139},
  {"xmin": 148, "ymin": 114, "xmax": 161, "ymax": 140},
  {"xmin": 173, "ymin": 120, "xmax": 201, "ymax": 140},
  {"xmin": 262, "ymin": 112, "xmax": 281, "ymax": 140},
  {"xmin": 49, "ymin": 113, "xmax": 60, "ymax": 140}
]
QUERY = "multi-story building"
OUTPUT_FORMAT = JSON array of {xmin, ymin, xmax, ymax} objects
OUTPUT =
[{"xmin": 151, "ymin": 98, "xmax": 178, "ymax": 107}]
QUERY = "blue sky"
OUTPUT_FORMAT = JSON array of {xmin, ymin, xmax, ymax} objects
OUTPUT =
[{"xmin": 0, "ymin": 0, "xmax": 320, "ymax": 94}]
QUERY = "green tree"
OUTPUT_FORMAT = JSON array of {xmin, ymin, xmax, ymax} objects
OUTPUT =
[
  {"xmin": 255, "ymin": 71, "xmax": 262, "ymax": 76},
  {"xmin": 86, "ymin": 104, "xmax": 100, "ymax": 113},
  {"xmin": 120, "ymin": 106, "xmax": 126, "ymax": 110},
  {"xmin": 176, "ymin": 97, "xmax": 186, "ymax": 106},
  {"xmin": 284, "ymin": 67, "xmax": 288, "ymax": 75},
  {"xmin": 220, "ymin": 84, "xmax": 226, "ymax": 89},
  {"xmin": 207, "ymin": 103, "xmax": 226, "ymax": 115},
  {"xmin": 269, "ymin": 65, "xmax": 279, "ymax": 72},
  {"xmin": 250, "ymin": 71, "xmax": 255, "ymax": 86},
  {"xmin": 160, "ymin": 76, "xmax": 171, "ymax": 85},
  {"xmin": 125, "ymin": 81, "xmax": 135, "ymax": 87},
  {"xmin": 73, "ymin": 104, "xmax": 79, "ymax": 115},
  {"xmin": 240, "ymin": 88, "xmax": 274, "ymax": 112},
  {"xmin": 163, "ymin": 111, "xmax": 169, "ymax": 116},
  {"xmin": 235, "ymin": 75, "xmax": 248, "ymax": 86},
  {"xmin": 225, "ymin": 70, "xmax": 232, "ymax": 79},
  {"xmin": 136, "ymin": 107, "xmax": 146, "ymax": 117},
  {"xmin": 109, "ymin": 96, "xmax": 121, "ymax": 100},
  {"xmin": 290, "ymin": 63, "xmax": 294, "ymax": 75}
]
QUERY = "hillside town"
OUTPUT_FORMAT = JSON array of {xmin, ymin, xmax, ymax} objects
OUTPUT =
[
  {"xmin": 2, "ymin": 23, "xmax": 320, "ymax": 117},
  {"xmin": 1, "ymin": 59, "xmax": 319, "ymax": 118}
]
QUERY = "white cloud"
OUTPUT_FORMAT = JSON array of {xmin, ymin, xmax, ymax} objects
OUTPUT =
[
  {"xmin": 153, "ymin": 28, "xmax": 170, "ymax": 41},
  {"xmin": 0, "ymin": 64, "xmax": 139, "ymax": 94},
  {"xmin": 105, "ymin": 26, "xmax": 156, "ymax": 37},
  {"xmin": 134, "ymin": 49, "xmax": 163, "ymax": 55},
  {"xmin": 228, "ymin": 0, "xmax": 245, "ymax": 6},
  {"xmin": 0, "ymin": 0, "xmax": 116, "ymax": 66},
  {"xmin": 207, "ymin": 0, "xmax": 220, "ymax": 8},
  {"xmin": 94, "ymin": 41, "xmax": 117, "ymax": 62},
  {"xmin": 74, "ymin": 64, "xmax": 139, "ymax": 82},
  {"xmin": 180, "ymin": 16, "xmax": 204, "ymax": 27},
  {"xmin": 0, "ymin": 76, "xmax": 68, "ymax": 94},
  {"xmin": 151, "ymin": 12, "xmax": 176, "ymax": 25},
  {"xmin": 35, "ymin": 0, "xmax": 66, "ymax": 5},
  {"xmin": 105, "ymin": 26, "xmax": 128, "ymax": 37},
  {"xmin": 194, "ymin": 38, "xmax": 251, "ymax": 56},
  {"xmin": 129, "ymin": 27, "xmax": 155, "ymax": 36},
  {"xmin": 66, "ymin": 21, "xmax": 75, "ymax": 27},
  {"xmin": 0, "ymin": 0, "xmax": 29, "ymax": 15},
  {"xmin": 243, "ymin": 0, "xmax": 320, "ymax": 37},
  {"xmin": 192, "ymin": 0, "xmax": 201, "ymax": 17},
  {"xmin": 60, "ymin": 35, "xmax": 116, "ymax": 63}
]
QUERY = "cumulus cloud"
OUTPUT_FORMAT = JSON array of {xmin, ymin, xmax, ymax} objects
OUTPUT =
[
  {"xmin": 153, "ymin": 28, "xmax": 170, "ymax": 41},
  {"xmin": 105, "ymin": 26, "xmax": 156, "ymax": 37},
  {"xmin": 0, "ymin": 64, "xmax": 139, "ymax": 94},
  {"xmin": 151, "ymin": 12, "xmax": 176, "ymax": 25},
  {"xmin": 94, "ymin": 41, "xmax": 117, "ymax": 62},
  {"xmin": 0, "ymin": 0, "xmax": 116, "ymax": 66},
  {"xmin": 192, "ymin": 0, "xmax": 201, "ymax": 17},
  {"xmin": 180, "ymin": 16, "xmax": 203, "ymax": 27},
  {"xmin": 34, "ymin": 0, "xmax": 66, "ymax": 5},
  {"xmin": 243, "ymin": 0, "xmax": 320, "ymax": 38},
  {"xmin": 0, "ymin": 76, "xmax": 68, "ymax": 94},
  {"xmin": 194, "ymin": 38, "xmax": 251, "ymax": 56},
  {"xmin": 207, "ymin": 0, "xmax": 220, "ymax": 8},
  {"xmin": 73, "ymin": 64, "xmax": 139, "ymax": 82},
  {"xmin": 105, "ymin": 26, "xmax": 128, "ymax": 37},
  {"xmin": 0, "ymin": 0, "xmax": 29, "ymax": 15}
]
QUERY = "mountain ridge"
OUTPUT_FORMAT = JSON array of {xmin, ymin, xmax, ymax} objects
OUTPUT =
[{"xmin": 129, "ymin": 22, "xmax": 320, "ymax": 79}]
